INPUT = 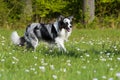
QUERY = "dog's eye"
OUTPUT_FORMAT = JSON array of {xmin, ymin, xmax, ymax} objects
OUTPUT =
[{"xmin": 65, "ymin": 22, "xmax": 68, "ymax": 26}]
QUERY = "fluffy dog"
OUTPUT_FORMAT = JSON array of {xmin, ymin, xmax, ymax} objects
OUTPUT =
[{"xmin": 11, "ymin": 15, "xmax": 73, "ymax": 52}]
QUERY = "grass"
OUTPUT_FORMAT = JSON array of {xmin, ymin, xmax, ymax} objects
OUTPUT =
[{"xmin": 1, "ymin": 28, "xmax": 120, "ymax": 80}]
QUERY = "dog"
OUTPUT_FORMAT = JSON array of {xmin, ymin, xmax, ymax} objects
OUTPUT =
[{"xmin": 11, "ymin": 15, "xmax": 73, "ymax": 52}]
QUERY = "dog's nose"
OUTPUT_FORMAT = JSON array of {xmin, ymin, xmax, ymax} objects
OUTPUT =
[{"xmin": 70, "ymin": 26, "xmax": 72, "ymax": 28}]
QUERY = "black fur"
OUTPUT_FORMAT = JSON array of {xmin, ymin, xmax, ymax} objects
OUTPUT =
[
  {"xmin": 40, "ymin": 24, "xmax": 53, "ymax": 41},
  {"xmin": 19, "ymin": 37, "xmax": 26, "ymax": 46}
]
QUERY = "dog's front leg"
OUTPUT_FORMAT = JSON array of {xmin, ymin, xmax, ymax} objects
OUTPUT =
[
  {"xmin": 55, "ymin": 37, "xmax": 67, "ymax": 52},
  {"xmin": 59, "ymin": 43, "xmax": 66, "ymax": 52}
]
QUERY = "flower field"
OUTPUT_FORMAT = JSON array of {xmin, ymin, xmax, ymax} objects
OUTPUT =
[{"xmin": 0, "ymin": 29, "xmax": 120, "ymax": 80}]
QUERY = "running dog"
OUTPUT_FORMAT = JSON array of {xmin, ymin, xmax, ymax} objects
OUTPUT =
[{"xmin": 11, "ymin": 15, "xmax": 73, "ymax": 52}]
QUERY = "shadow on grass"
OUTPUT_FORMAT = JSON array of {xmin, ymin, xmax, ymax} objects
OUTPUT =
[
  {"xmin": 41, "ymin": 46, "xmax": 120, "ymax": 58},
  {"xmin": 11, "ymin": 41, "xmax": 120, "ymax": 58}
]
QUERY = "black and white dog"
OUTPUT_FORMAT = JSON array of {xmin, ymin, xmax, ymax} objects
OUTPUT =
[{"xmin": 11, "ymin": 15, "xmax": 73, "ymax": 52}]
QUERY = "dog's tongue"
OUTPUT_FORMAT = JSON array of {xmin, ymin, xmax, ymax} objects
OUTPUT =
[{"xmin": 66, "ymin": 28, "xmax": 70, "ymax": 32}]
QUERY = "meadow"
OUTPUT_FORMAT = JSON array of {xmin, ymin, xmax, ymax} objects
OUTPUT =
[{"xmin": 1, "ymin": 28, "xmax": 120, "ymax": 80}]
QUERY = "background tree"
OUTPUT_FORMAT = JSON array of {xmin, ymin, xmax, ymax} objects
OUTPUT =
[
  {"xmin": 23, "ymin": 0, "xmax": 32, "ymax": 23},
  {"xmin": 83, "ymin": 0, "xmax": 95, "ymax": 24}
]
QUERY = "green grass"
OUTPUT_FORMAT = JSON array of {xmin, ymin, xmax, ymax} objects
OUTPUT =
[{"xmin": 1, "ymin": 28, "xmax": 120, "ymax": 80}]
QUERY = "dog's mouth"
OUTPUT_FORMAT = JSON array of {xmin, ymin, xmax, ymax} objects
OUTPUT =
[{"xmin": 66, "ymin": 28, "xmax": 70, "ymax": 32}]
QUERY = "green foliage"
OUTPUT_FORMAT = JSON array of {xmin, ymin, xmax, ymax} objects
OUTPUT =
[
  {"xmin": 32, "ymin": 0, "xmax": 68, "ymax": 19},
  {"xmin": 0, "ymin": 0, "xmax": 120, "ymax": 29},
  {"xmin": 0, "ymin": 0, "xmax": 8, "ymax": 26},
  {"xmin": 95, "ymin": 0, "xmax": 120, "ymax": 16}
]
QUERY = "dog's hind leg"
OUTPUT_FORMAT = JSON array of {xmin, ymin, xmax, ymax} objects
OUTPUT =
[{"xmin": 26, "ymin": 32, "xmax": 39, "ymax": 51}]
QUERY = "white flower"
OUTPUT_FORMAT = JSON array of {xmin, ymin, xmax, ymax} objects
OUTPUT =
[
  {"xmin": 87, "ymin": 60, "xmax": 90, "ymax": 63},
  {"xmin": 109, "ymin": 68, "xmax": 114, "ymax": 71},
  {"xmin": 106, "ymin": 53, "xmax": 111, "ymax": 56},
  {"xmin": 12, "ymin": 56, "xmax": 19, "ymax": 61},
  {"xmin": 76, "ymin": 48, "xmax": 80, "ymax": 51},
  {"xmin": 34, "ymin": 56, "xmax": 38, "ymax": 59},
  {"xmin": 66, "ymin": 60, "xmax": 71, "ymax": 63},
  {"xmin": 34, "ymin": 71, "xmax": 37, "ymax": 74},
  {"xmin": 66, "ymin": 60, "xmax": 71, "ymax": 66},
  {"xmin": 52, "ymin": 74, "xmax": 57, "ymax": 80},
  {"xmin": 117, "ymin": 58, "xmax": 120, "ymax": 61},
  {"xmin": 100, "ymin": 51, "xmax": 103, "ymax": 54},
  {"xmin": 100, "ymin": 58, "xmax": 106, "ymax": 61},
  {"xmin": 116, "ymin": 72, "xmax": 120, "ymax": 78},
  {"xmin": 2, "ymin": 43, "xmax": 4, "ymax": 46},
  {"xmin": 109, "ymin": 58, "xmax": 112, "ymax": 61},
  {"xmin": 50, "ymin": 65, "xmax": 55, "ymax": 70},
  {"xmin": 77, "ymin": 71, "xmax": 81, "ymax": 74},
  {"xmin": 30, "ymin": 68, "xmax": 35, "ymax": 71},
  {"xmin": 67, "ymin": 63, "xmax": 71, "ymax": 66},
  {"xmin": 107, "ymin": 64, "xmax": 110, "ymax": 67},
  {"xmin": 93, "ymin": 78, "xmax": 98, "ymax": 80},
  {"xmin": 60, "ymin": 68, "xmax": 67, "ymax": 72},
  {"xmin": 102, "ymin": 76, "xmax": 106, "ymax": 79},
  {"xmin": 39, "ymin": 66, "xmax": 45, "ymax": 72},
  {"xmin": 25, "ymin": 69, "xmax": 30, "ymax": 73},
  {"xmin": 82, "ymin": 66, "xmax": 86, "ymax": 69},
  {"xmin": 12, "ymin": 61, "xmax": 15, "ymax": 64},
  {"xmin": 9, "ymin": 53, "xmax": 12, "ymax": 55},
  {"xmin": 2, "ymin": 36, "xmax": 5, "ymax": 39},
  {"xmin": 63, "ymin": 68, "xmax": 67, "ymax": 72},
  {"xmin": 34, "ymin": 63, "xmax": 37, "ymax": 66},
  {"xmin": 108, "ymin": 78, "xmax": 114, "ymax": 80},
  {"xmin": 86, "ymin": 54, "xmax": 90, "ymax": 57},
  {"xmin": 94, "ymin": 70, "xmax": 96, "ymax": 73},
  {"xmin": 1, "ymin": 59, "xmax": 5, "ymax": 62}
]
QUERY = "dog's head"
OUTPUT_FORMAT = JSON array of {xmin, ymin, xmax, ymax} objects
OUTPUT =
[{"xmin": 58, "ymin": 15, "xmax": 73, "ymax": 32}]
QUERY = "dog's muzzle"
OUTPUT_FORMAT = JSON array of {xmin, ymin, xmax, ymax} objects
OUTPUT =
[{"xmin": 66, "ymin": 27, "xmax": 71, "ymax": 32}]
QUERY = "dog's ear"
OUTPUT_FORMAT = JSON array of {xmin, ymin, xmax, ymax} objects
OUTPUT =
[
  {"xmin": 58, "ymin": 15, "xmax": 65, "ymax": 21},
  {"xmin": 68, "ymin": 16, "xmax": 74, "ymax": 22}
]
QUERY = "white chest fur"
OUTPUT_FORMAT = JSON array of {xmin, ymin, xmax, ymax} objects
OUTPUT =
[{"xmin": 59, "ymin": 28, "xmax": 72, "ymax": 41}]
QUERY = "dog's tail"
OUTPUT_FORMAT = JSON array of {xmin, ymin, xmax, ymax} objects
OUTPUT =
[{"xmin": 11, "ymin": 31, "xmax": 26, "ymax": 46}]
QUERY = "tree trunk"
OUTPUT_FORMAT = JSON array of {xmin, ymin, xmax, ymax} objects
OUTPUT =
[
  {"xmin": 83, "ymin": 0, "xmax": 95, "ymax": 24},
  {"xmin": 24, "ymin": 0, "xmax": 32, "ymax": 22}
]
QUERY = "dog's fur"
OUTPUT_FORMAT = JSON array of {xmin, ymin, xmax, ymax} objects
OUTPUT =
[{"xmin": 11, "ymin": 15, "xmax": 73, "ymax": 52}]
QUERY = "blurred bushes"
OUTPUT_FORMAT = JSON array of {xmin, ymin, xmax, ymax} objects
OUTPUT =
[{"xmin": 0, "ymin": 0, "xmax": 120, "ymax": 29}]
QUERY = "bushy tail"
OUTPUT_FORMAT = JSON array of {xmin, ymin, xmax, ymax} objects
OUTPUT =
[{"xmin": 11, "ymin": 31, "xmax": 26, "ymax": 46}]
